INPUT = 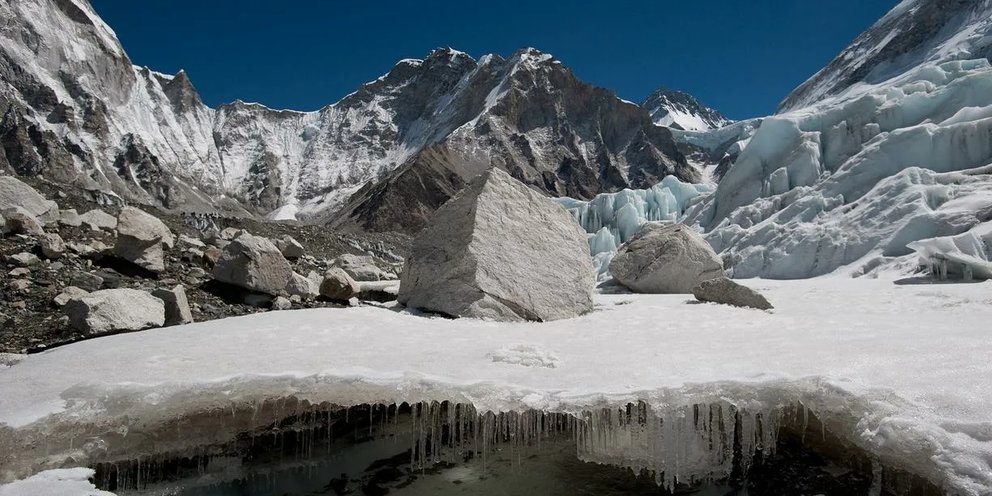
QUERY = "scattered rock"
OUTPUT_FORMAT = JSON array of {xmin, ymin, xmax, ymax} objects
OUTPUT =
[
  {"xmin": 286, "ymin": 271, "xmax": 319, "ymax": 299},
  {"xmin": 212, "ymin": 232, "xmax": 293, "ymax": 294},
  {"xmin": 10, "ymin": 279, "xmax": 31, "ymax": 291},
  {"xmin": 59, "ymin": 209, "xmax": 82, "ymax": 227},
  {"xmin": 39, "ymin": 233, "xmax": 66, "ymax": 259},
  {"xmin": 610, "ymin": 223, "xmax": 724, "ymax": 294},
  {"xmin": 0, "ymin": 176, "xmax": 59, "ymax": 223},
  {"xmin": 332, "ymin": 254, "xmax": 393, "ymax": 281},
  {"xmin": 273, "ymin": 296, "xmax": 292, "ymax": 311},
  {"xmin": 8, "ymin": 268, "xmax": 30, "ymax": 278},
  {"xmin": 113, "ymin": 207, "xmax": 175, "ymax": 273},
  {"xmin": 8, "ymin": 252, "xmax": 40, "ymax": 267},
  {"xmin": 320, "ymin": 267, "xmax": 360, "ymax": 301},
  {"xmin": 65, "ymin": 288, "xmax": 165, "ymax": 335},
  {"xmin": 692, "ymin": 277, "xmax": 773, "ymax": 310},
  {"xmin": 2, "ymin": 206, "xmax": 44, "ymax": 236},
  {"xmin": 67, "ymin": 240, "xmax": 109, "ymax": 258},
  {"xmin": 219, "ymin": 227, "xmax": 241, "ymax": 240},
  {"xmin": 181, "ymin": 248, "xmax": 203, "ymax": 264},
  {"xmin": 358, "ymin": 281, "xmax": 400, "ymax": 303},
  {"xmin": 54, "ymin": 287, "xmax": 89, "ymax": 307},
  {"xmin": 70, "ymin": 272, "xmax": 104, "ymax": 292},
  {"xmin": 202, "ymin": 246, "xmax": 222, "ymax": 267},
  {"xmin": 178, "ymin": 234, "xmax": 206, "ymax": 249},
  {"xmin": 151, "ymin": 285, "xmax": 194, "ymax": 326},
  {"xmin": 79, "ymin": 209, "xmax": 117, "ymax": 231},
  {"xmin": 398, "ymin": 168, "xmax": 595, "ymax": 321},
  {"xmin": 187, "ymin": 267, "xmax": 207, "ymax": 279},
  {"xmin": 9, "ymin": 301, "xmax": 26, "ymax": 310},
  {"xmin": 275, "ymin": 235, "xmax": 305, "ymax": 259}
]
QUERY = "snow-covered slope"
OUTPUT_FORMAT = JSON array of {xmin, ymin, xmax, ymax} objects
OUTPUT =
[
  {"xmin": 0, "ymin": 0, "xmax": 694, "ymax": 225},
  {"xmin": 687, "ymin": 0, "xmax": 992, "ymax": 280},
  {"xmin": 642, "ymin": 88, "xmax": 731, "ymax": 131}
]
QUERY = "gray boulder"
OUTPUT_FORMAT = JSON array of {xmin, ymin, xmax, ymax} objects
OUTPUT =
[
  {"xmin": 152, "ymin": 285, "xmax": 194, "ymax": 326},
  {"xmin": 332, "ymin": 253, "xmax": 393, "ymax": 281},
  {"xmin": 8, "ymin": 252, "xmax": 39, "ymax": 267},
  {"xmin": 2, "ymin": 207, "xmax": 44, "ymax": 235},
  {"xmin": 54, "ymin": 286, "xmax": 89, "ymax": 307},
  {"xmin": 692, "ymin": 277, "xmax": 773, "ymax": 310},
  {"xmin": 212, "ymin": 232, "xmax": 293, "ymax": 294},
  {"xmin": 275, "ymin": 235, "xmax": 305, "ymax": 259},
  {"xmin": 398, "ymin": 168, "xmax": 595, "ymax": 321},
  {"xmin": 113, "ymin": 207, "xmax": 175, "ymax": 273},
  {"xmin": 273, "ymin": 296, "xmax": 292, "ymax": 311},
  {"xmin": 286, "ymin": 271, "xmax": 319, "ymax": 299},
  {"xmin": 79, "ymin": 209, "xmax": 118, "ymax": 231},
  {"xmin": 320, "ymin": 267, "xmax": 360, "ymax": 301},
  {"xmin": 59, "ymin": 209, "xmax": 82, "ymax": 227},
  {"xmin": 70, "ymin": 272, "xmax": 104, "ymax": 292},
  {"xmin": 39, "ymin": 233, "xmax": 66, "ymax": 259},
  {"xmin": 0, "ymin": 176, "xmax": 59, "ymax": 223},
  {"xmin": 610, "ymin": 223, "xmax": 723, "ymax": 294},
  {"xmin": 65, "ymin": 289, "xmax": 165, "ymax": 334}
]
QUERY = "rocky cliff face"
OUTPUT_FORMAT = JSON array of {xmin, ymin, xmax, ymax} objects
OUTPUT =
[
  {"xmin": 642, "ymin": 88, "xmax": 731, "ymax": 131},
  {"xmin": 778, "ymin": 0, "xmax": 992, "ymax": 112},
  {"xmin": 0, "ymin": 0, "xmax": 696, "ymax": 230}
]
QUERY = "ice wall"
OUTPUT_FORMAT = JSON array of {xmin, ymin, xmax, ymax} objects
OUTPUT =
[
  {"xmin": 690, "ymin": 59, "xmax": 992, "ymax": 279},
  {"xmin": 556, "ymin": 176, "xmax": 713, "ymax": 279}
]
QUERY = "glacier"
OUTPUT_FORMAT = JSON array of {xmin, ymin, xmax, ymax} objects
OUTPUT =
[{"xmin": 556, "ymin": 176, "xmax": 713, "ymax": 279}]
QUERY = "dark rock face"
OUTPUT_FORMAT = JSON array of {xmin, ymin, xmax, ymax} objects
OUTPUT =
[
  {"xmin": 642, "ymin": 88, "xmax": 731, "ymax": 131},
  {"xmin": 779, "ymin": 0, "xmax": 992, "ymax": 112}
]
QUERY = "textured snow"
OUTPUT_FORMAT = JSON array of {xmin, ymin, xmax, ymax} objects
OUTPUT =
[
  {"xmin": 1, "ymin": 278, "xmax": 991, "ymax": 492},
  {"xmin": 0, "ymin": 468, "xmax": 113, "ymax": 496},
  {"xmin": 557, "ymin": 176, "xmax": 713, "ymax": 279}
]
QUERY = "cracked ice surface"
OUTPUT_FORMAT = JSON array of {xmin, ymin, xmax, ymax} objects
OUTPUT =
[{"xmin": 1, "ymin": 278, "xmax": 991, "ymax": 493}]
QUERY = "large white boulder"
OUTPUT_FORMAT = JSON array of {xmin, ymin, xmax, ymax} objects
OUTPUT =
[
  {"xmin": 398, "ymin": 168, "xmax": 595, "ymax": 322},
  {"xmin": 212, "ymin": 232, "xmax": 293, "ymax": 294},
  {"xmin": 65, "ymin": 289, "xmax": 165, "ymax": 335},
  {"xmin": 0, "ymin": 176, "xmax": 59, "ymax": 223},
  {"xmin": 609, "ymin": 222, "xmax": 723, "ymax": 294},
  {"xmin": 113, "ymin": 207, "xmax": 175, "ymax": 273},
  {"xmin": 79, "ymin": 209, "xmax": 117, "ymax": 231}
]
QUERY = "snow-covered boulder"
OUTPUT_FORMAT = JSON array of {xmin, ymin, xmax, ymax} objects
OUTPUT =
[
  {"xmin": 113, "ymin": 207, "xmax": 175, "ymax": 273},
  {"xmin": 65, "ymin": 289, "xmax": 165, "ymax": 335},
  {"xmin": 152, "ymin": 285, "xmax": 194, "ymax": 326},
  {"xmin": 79, "ymin": 209, "xmax": 117, "ymax": 231},
  {"xmin": 610, "ymin": 222, "xmax": 723, "ymax": 294},
  {"xmin": 0, "ymin": 176, "xmax": 58, "ymax": 223},
  {"xmin": 692, "ymin": 277, "xmax": 773, "ymax": 310},
  {"xmin": 39, "ymin": 233, "xmax": 65, "ymax": 259},
  {"xmin": 398, "ymin": 168, "xmax": 595, "ymax": 321},
  {"xmin": 2, "ymin": 207, "xmax": 44, "ymax": 235},
  {"xmin": 332, "ymin": 253, "xmax": 393, "ymax": 281},
  {"xmin": 908, "ymin": 222, "xmax": 992, "ymax": 280},
  {"xmin": 275, "ymin": 235, "xmax": 305, "ymax": 259},
  {"xmin": 319, "ymin": 267, "xmax": 360, "ymax": 301},
  {"xmin": 212, "ymin": 232, "xmax": 293, "ymax": 294}
]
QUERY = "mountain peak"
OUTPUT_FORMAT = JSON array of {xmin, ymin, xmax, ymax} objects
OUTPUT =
[{"xmin": 641, "ymin": 88, "xmax": 731, "ymax": 131}]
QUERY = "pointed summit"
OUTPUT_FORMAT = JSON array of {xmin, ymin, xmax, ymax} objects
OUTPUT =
[{"xmin": 641, "ymin": 88, "xmax": 731, "ymax": 131}]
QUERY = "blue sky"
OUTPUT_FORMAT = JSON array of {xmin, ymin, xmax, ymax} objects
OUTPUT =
[{"xmin": 91, "ymin": 0, "xmax": 897, "ymax": 120}]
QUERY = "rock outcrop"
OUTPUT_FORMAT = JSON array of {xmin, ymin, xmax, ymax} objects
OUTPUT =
[
  {"xmin": 113, "ymin": 207, "xmax": 175, "ymax": 273},
  {"xmin": 152, "ymin": 285, "xmax": 194, "ymax": 326},
  {"xmin": 610, "ymin": 223, "xmax": 723, "ymax": 294},
  {"xmin": 0, "ymin": 176, "xmax": 58, "ymax": 223},
  {"xmin": 398, "ymin": 168, "xmax": 595, "ymax": 321},
  {"xmin": 211, "ymin": 232, "xmax": 293, "ymax": 294},
  {"xmin": 65, "ymin": 289, "xmax": 165, "ymax": 334},
  {"xmin": 692, "ymin": 277, "xmax": 773, "ymax": 310}
]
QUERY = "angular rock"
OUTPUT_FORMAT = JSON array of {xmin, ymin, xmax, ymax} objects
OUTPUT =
[
  {"xmin": 8, "ymin": 268, "xmax": 30, "ymax": 278},
  {"xmin": 54, "ymin": 287, "xmax": 89, "ymax": 307},
  {"xmin": 320, "ymin": 267, "xmax": 360, "ymax": 301},
  {"xmin": 202, "ymin": 246, "xmax": 222, "ymax": 267},
  {"xmin": 79, "ymin": 209, "xmax": 118, "ymax": 231},
  {"xmin": 286, "ymin": 272, "xmax": 319, "ymax": 299},
  {"xmin": 10, "ymin": 279, "xmax": 31, "ymax": 291},
  {"xmin": 398, "ymin": 168, "xmax": 595, "ymax": 321},
  {"xmin": 70, "ymin": 272, "xmax": 104, "ymax": 292},
  {"xmin": 65, "ymin": 289, "xmax": 165, "ymax": 334},
  {"xmin": 212, "ymin": 232, "xmax": 293, "ymax": 294},
  {"xmin": 39, "ymin": 233, "xmax": 66, "ymax": 259},
  {"xmin": 8, "ymin": 252, "xmax": 40, "ymax": 267},
  {"xmin": 59, "ymin": 209, "xmax": 82, "ymax": 227},
  {"xmin": 275, "ymin": 235, "xmax": 305, "ymax": 259},
  {"xmin": 178, "ymin": 234, "xmax": 206, "ymax": 249},
  {"xmin": 0, "ymin": 176, "xmax": 59, "ymax": 223},
  {"xmin": 332, "ymin": 254, "xmax": 393, "ymax": 281},
  {"xmin": 273, "ymin": 296, "xmax": 292, "ymax": 311},
  {"xmin": 692, "ymin": 277, "xmax": 773, "ymax": 310},
  {"xmin": 152, "ymin": 285, "xmax": 194, "ymax": 326},
  {"xmin": 67, "ymin": 240, "xmax": 109, "ymax": 258},
  {"xmin": 113, "ymin": 207, "xmax": 175, "ymax": 273},
  {"xmin": 610, "ymin": 223, "xmax": 723, "ymax": 294},
  {"xmin": 2, "ymin": 207, "xmax": 44, "ymax": 236}
]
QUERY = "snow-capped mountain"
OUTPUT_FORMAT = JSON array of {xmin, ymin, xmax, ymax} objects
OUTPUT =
[
  {"xmin": 642, "ymin": 88, "xmax": 731, "ymax": 131},
  {"xmin": 0, "ymin": 0, "xmax": 695, "ymax": 227},
  {"xmin": 690, "ymin": 0, "xmax": 992, "ymax": 280},
  {"xmin": 779, "ymin": 0, "xmax": 992, "ymax": 112}
]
